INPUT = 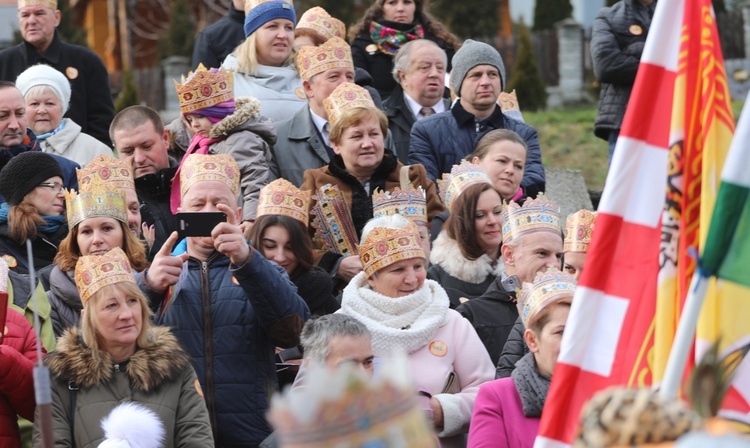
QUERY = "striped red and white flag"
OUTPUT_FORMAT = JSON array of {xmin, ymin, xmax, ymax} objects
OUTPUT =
[{"xmin": 534, "ymin": 0, "xmax": 684, "ymax": 446}]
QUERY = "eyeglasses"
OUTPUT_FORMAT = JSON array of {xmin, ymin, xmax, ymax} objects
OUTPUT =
[{"xmin": 38, "ymin": 182, "xmax": 64, "ymax": 192}]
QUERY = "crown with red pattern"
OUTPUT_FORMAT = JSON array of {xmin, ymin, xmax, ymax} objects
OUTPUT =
[
  {"xmin": 75, "ymin": 247, "xmax": 136, "ymax": 306},
  {"xmin": 257, "ymin": 179, "xmax": 311, "ymax": 224},
  {"xmin": 174, "ymin": 64, "xmax": 234, "ymax": 115},
  {"xmin": 564, "ymin": 209, "xmax": 596, "ymax": 253},
  {"xmin": 297, "ymin": 7, "xmax": 346, "ymax": 41},
  {"xmin": 518, "ymin": 267, "xmax": 576, "ymax": 328},
  {"xmin": 359, "ymin": 220, "xmax": 425, "ymax": 278}
]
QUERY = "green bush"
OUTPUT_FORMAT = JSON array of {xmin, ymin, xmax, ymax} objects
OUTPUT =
[
  {"xmin": 158, "ymin": 0, "xmax": 195, "ymax": 59},
  {"xmin": 533, "ymin": 0, "xmax": 572, "ymax": 31},
  {"xmin": 507, "ymin": 22, "xmax": 547, "ymax": 111},
  {"xmin": 114, "ymin": 69, "xmax": 140, "ymax": 113}
]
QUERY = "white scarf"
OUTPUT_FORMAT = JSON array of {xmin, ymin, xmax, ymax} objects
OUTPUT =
[{"xmin": 341, "ymin": 273, "xmax": 450, "ymax": 356}]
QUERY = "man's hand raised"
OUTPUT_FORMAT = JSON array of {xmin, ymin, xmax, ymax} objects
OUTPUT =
[
  {"xmin": 145, "ymin": 231, "xmax": 189, "ymax": 293},
  {"xmin": 213, "ymin": 203, "xmax": 251, "ymax": 267}
]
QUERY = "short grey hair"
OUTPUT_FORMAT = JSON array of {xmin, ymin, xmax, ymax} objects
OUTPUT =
[
  {"xmin": 391, "ymin": 39, "xmax": 446, "ymax": 84},
  {"xmin": 300, "ymin": 314, "xmax": 372, "ymax": 363},
  {"xmin": 360, "ymin": 214, "xmax": 411, "ymax": 243}
]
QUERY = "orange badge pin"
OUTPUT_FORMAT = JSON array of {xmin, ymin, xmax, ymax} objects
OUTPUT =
[
  {"xmin": 194, "ymin": 379, "xmax": 204, "ymax": 397},
  {"xmin": 65, "ymin": 67, "xmax": 79, "ymax": 79},
  {"xmin": 366, "ymin": 44, "xmax": 378, "ymax": 54},
  {"xmin": 294, "ymin": 86, "xmax": 306, "ymax": 99},
  {"xmin": 429, "ymin": 340, "xmax": 447, "ymax": 357},
  {"xmin": 1, "ymin": 255, "xmax": 16, "ymax": 268},
  {"xmin": 629, "ymin": 24, "xmax": 643, "ymax": 36}
]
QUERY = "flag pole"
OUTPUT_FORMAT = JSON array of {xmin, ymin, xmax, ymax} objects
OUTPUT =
[{"xmin": 660, "ymin": 270, "xmax": 709, "ymax": 399}]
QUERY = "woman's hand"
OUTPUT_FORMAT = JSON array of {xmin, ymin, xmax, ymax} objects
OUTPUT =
[
  {"xmin": 141, "ymin": 222, "xmax": 155, "ymax": 250},
  {"xmin": 213, "ymin": 203, "xmax": 251, "ymax": 266},
  {"xmin": 146, "ymin": 232, "xmax": 189, "ymax": 293},
  {"xmin": 429, "ymin": 397, "xmax": 444, "ymax": 429},
  {"xmin": 336, "ymin": 256, "xmax": 363, "ymax": 282}
]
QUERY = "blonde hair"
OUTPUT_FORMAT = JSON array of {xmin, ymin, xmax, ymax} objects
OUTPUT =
[
  {"xmin": 234, "ymin": 32, "xmax": 298, "ymax": 76},
  {"xmin": 81, "ymin": 282, "xmax": 155, "ymax": 355},
  {"xmin": 329, "ymin": 107, "xmax": 388, "ymax": 145}
]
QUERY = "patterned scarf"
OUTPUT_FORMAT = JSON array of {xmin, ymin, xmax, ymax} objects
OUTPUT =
[
  {"xmin": 511, "ymin": 352, "xmax": 551, "ymax": 418},
  {"xmin": 369, "ymin": 20, "xmax": 425, "ymax": 55}
]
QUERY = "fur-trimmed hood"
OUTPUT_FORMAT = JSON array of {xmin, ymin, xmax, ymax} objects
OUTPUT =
[
  {"xmin": 209, "ymin": 96, "xmax": 264, "ymax": 138},
  {"xmin": 430, "ymin": 231, "xmax": 504, "ymax": 284},
  {"xmin": 46, "ymin": 326, "xmax": 191, "ymax": 391}
]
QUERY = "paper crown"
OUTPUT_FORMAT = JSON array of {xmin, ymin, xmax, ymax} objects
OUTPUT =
[
  {"xmin": 359, "ymin": 220, "xmax": 425, "ymax": 278},
  {"xmin": 518, "ymin": 267, "xmax": 576, "ymax": 328},
  {"xmin": 269, "ymin": 357, "xmax": 437, "ymax": 448},
  {"xmin": 501, "ymin": 194, "xmax": 561, "ymax": 244},
  {"xmin": 564, "ymin": 209, "xmax": 596, "ymax": 253},
  {"xmin": 244, "ymin": 0, "xmax": 290, "ymax": 13},
  {"xmin": 372, "ymin": 187, "xmax": 427, "ymax": 225},
  {"xmin": 311, "ymin": 184, "xmax": 359, "ymax": 255},
  {"xmin": 323, "ymin": 82, "xmax": 375, "ymax": 125},
  {"xmin": 78, "ymin": 154, "xmax": 135, "ymax": 193},
  {"xmin": 257, "ymin": 179, "xmax": 311, "ymax": 224},
  {"xmin": 66, "ymin": 176, "xmax": 127, "ymax": 228},
  {"xmin": 75, "ymin": 247, "xmax": 136, "ymax": 306},
  {"xmin": 18, "ymin": 0, "xmax": 56, "ymax": 8},
  {"xmin": 297, "ymin": 36, "xmax": 353, "ymax": 82},
  {"xmin": 297, "ymin": 7, "xmax": 346, "ymax": 41},
  {"xmin": 174, "ymin": 64, "xmax": 234, "ymax": 115},
  {"xmin": 180, "ymin": 153, "xmax": 240, "ymax": 198},
  {"xmin": 437, "ymin": 161, "xmax": 491, "ymax": 209}
]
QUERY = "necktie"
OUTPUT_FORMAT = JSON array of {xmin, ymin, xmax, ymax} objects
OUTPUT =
[{"xmin": 420, "ymin": 107, "xmax": 435, "ymax": 118}]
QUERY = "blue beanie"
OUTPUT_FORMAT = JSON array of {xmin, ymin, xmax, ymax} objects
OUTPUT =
[{"xmin": 244, "ymin": 2, "xmax": 297, "ymax": 38}]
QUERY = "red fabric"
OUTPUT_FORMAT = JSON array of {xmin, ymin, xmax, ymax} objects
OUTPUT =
[{"xmin": 170, "ymin": 133, "xmax": 223, "ymax": 213}]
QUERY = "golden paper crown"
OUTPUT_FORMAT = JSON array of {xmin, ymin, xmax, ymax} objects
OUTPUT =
[
  {"xmin": 244, "ymin": 0, "xmax": 291, "ymax": 14},
  {"xmin": 437, "ymin": 161, "xmax": 491, "ymax": 209},
  {"xmin": 310, "ymin": 184, "xmax": 359, "ymax": 255},
  {"xmin": 269, "ymin": 358, "xmax": 437, "ymax": 448},
  {"xmin": 359, "ymin": 220, "xmax": 425, "ymax": 278},
  {"xmin": 297, "ymin": 7, "xmax": 346, "ymax": 41},
  {"xmin": 501, "ymin": 194, "xmax": 561, "ymax": 244},
  {"xmin": 18, "ymin": 0, "xmax": 56, "ymax": 8},
  {"xmin": 372, "ymin": 187, "xmax": 427, "ymax": 225},
  {"xmin": 257, "ymin": 179, "xmax": 311, "ymax": 224},
  {"xmin": 66, "ymin": 176, "xmax": 127, "ymax": 228},
  {"xmin": 323, "ymin": 82, "xmax": 375, "ymax": 125},
  {"xmin": 497, "ymin": 90, "xmax": 519, "ymax": 113},
  {"xmin": 297, "ymin": 36, "xmax": 353, "ymax": 82},
  {"xmin": 78, "ymin": 154, "xmax": 134, "ymax": 193},
  {"xmin": 564, "ymin": 209, "xmax": 596, "ymax": 253},
  {"xmin": 518, "ymin": 267, "xmax": 576, "ymax": 329},
  {"xmin": 75, "ymin": 247, "xmax": 136, "ymax": 306},
  {"xmin": 180, "ymin": 153, "xmax": 240, "ymax": 198},
  {"xmin": 174, "ymin": 64, "xmax": 234, "ymax": 115}
]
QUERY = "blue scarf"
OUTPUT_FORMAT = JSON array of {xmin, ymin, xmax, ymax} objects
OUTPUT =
[
  {"xmin": 0, "ymin": 202, "xmax": 66, "ymax": 234},
  {"xmin": 36, "ymin": 119, "xmax": 67, "ymax": 141}
]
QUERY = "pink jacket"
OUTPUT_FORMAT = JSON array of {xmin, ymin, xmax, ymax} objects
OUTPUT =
[{"xmin": 467, "ymin": 378, "xmax": 540, "ymax": 448}]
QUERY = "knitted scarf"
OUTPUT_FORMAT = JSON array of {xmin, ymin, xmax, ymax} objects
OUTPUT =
[
  {"xmin": 170, "ymin": 133, "xmax": 223, "ymax": 213},
  {"xmin": 369, "ymin": 20, "xmax": 425, "ymax": 55},
  {"xmin": 36, "ymin": 119, "xmax": 67, "ymax": 141},
  {"xmin": 0, "ymin": 130, "xmax": 40, "ymax": 169},
  {"xmin": 0, "ymin": 202, "xmax": 66, "ymax": 234},
  {"xmin": 511, "ymin": 352, "xmax": 551, "ymax": 418},
  {"xmin": 340, "ymin": 273, "xmax": 449, "ymax": 356}
]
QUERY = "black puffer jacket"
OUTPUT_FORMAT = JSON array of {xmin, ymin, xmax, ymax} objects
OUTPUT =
[
  {"xmin": 495, "ymin": 316, "xmax": 528, "ymax": 379},
  {"xmin": 591, "ymin": 0, "xmax": 656, "ymax": 140},
  {"xmin": 292, "ymin": 267, "xmax": 339, "ymax": 317}
]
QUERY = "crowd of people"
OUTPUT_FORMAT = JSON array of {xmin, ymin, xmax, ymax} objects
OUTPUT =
[{"xmin": 0, "ymin": 0, "xmax": 722, "ymax": 447}]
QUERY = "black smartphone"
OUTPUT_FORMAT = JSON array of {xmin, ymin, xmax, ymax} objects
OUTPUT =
[{"xmin": 176, "ymin": 212, "xmax": 226, "ymax": 238}]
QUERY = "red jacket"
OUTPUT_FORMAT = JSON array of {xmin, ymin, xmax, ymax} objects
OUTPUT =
[{"xmin": 0, "ymin": 308, "xmax": 41, "ymax": 447}]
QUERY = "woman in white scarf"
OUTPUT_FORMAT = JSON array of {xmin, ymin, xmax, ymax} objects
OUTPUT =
[{"xmin": 341, "ymin": 214, "xmax": 495, "ymax": 447}]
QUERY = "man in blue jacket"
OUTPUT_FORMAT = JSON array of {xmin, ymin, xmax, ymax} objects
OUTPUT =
[
  {"xmin": 408, "ymin": 39, "xmax": 545, "ymax": 199},
  {"xmin": 141, "ymin": 153, "xmax": 310, "ymax": 447}
]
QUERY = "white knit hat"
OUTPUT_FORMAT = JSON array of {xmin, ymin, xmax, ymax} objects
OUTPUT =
[{"xmin": 15, "ymin": 64, "xmax": 72, "ymax": 114}]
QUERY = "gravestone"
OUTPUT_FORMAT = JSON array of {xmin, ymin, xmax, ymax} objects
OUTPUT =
[{"xmin": 544, "ymin": 167, "xmax": 594, "ymax": 220}]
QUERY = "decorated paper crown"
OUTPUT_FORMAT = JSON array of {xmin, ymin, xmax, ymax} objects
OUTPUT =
[
  {"xmin": 501, "ymin": 194, "xmax": 561, "ymax": 244},
  {"xmin": 18, "ymin": 0, "xmax": 56, "ymax": 8},
  {"xmin": 66, "ymin": 176, "xmax": 127, "ymax": 228},
  {"xmin": 269, "ymin": 357, "xmax": 437, "ymax": 448},
  {"xmin": 311, "ymin": 184, "xmax": 359, "ymax": 255},
  {"xmin": 174, "ymin": 64, "xmax": 234, "ymax": 115},
  {"xmin": 359, "ymin": 220, "xmax": 425, "ymax": 278},
  {"xmin": 372, "ymin": 187, "xmax": 427, "ymax": 225},
  {"xmin": 564, "ymin": 209, "xmax": 596, "ymax": 253},
  {"xmin": 78, "ymin": 154, "xmax": 135, "ymax": 193},
  {"xmin": 297, "ymin": 36, "xmax": 353, "ymax": 82},
  {"xmin": 518, "ymin": 267, "xmax": 576, "ymax": 328},
  {"xmin": 323, "ymin": 82, "xmax": 375, "ymax": 125},
  {"xmin": 297, "ymin": 7, "xmax": 346, "ymax": 41},
  {"xmin": 257, "ymin": 179, "xmax": 311, "ymax": 224},
  {"xmin": 75, "ymin": 247, "xmax": 136, "ymax": 306},
  {"xmin": 437, "ymin": 161, "xmax": 491, "ymax": 209},
  {"xmin": 180, "ymin": 153, "xmax": 240, "ymax": 198}
]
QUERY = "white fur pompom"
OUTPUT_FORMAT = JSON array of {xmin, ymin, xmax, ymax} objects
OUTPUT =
[{"xmin": 97, "ymin": 402, "xmax": 166, "ymax": 448}]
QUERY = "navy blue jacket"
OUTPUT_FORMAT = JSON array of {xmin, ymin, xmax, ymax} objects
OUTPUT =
[
  {"xmin": 145, "ymin": 248, "xmax": 310, "ymax": 447},
  {"xmin": 408, "ymin": 101, "xmax": 545, "ymax": 198}
]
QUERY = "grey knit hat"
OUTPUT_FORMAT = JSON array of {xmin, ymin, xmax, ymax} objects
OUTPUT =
[{"xmin": 450, "ymin": 39, "xmax": 506, "ymax": 94}]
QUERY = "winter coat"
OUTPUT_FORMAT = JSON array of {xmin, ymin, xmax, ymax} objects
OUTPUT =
[
  {"xmin": 134, "ymin": 162, "xmax": 179, "ymax": 260},
  {"xmin": 467, "ymin": 378, "xmax": 540, "ymax": 448},
  {"xmin": 300, "ymin": 153, "xmax": 444, "ymax": 272},
  {"xmin": 382, "ymin": 84, "xmax": 451, "ymax": 164},
  {"xmin": 292, "ymin": 266, "xmax": 339, "ymax": 317},
  {"xmin": 455, "ymin": 276, "xmax": 519, "ymax": 367},
  {"xmin": 495, "ymin": 316, "xmax": 528, "ymax": 379},
  {"xmin": 46, "ymin": 267, "xmax": 81, "ymax": 338},
  {"xmin": 147, "ymin": 248, "xmax": 310, "ymax": 447},
  {"xmin": 350, "ymin": 26, "xmax": 455, "ymax": 100},
  {"xmin": 36, "ymin": 326, "xmax": 214, "ymax": 448},
  {"xmin": 408, "ymin": 101, "xmax": 545, "ymax": 199},
  {"xmin": 192, "ymin": 2, "xmax": 245, "ymax": 70},
  {"xmin": 0, "ymin": 223, "xmax": 68, "ymax": 275},
  {"xmin": 591, "ymin": 0, "xmax": 656, "ymax": 140},
  {"xmin": 0, "ymin": 31, "xmax": 115, "ymax": 145},
  {"xmin": 223, "ymin": 55, "xmax": 305, "ymax": 123},
  {"xmin": 38, "ymin": 119, "xmax": 113, "ymax": 166},
  {"xmin": 428, "ymin": 232, "xmax": 503, "ymax": 309},
  {"xmin": 0, "ymin": 308, "xmax": 40, "ymax": 448},
  {"xmin": 8, "ymin": 269, "xmax": 55, "ymax": 351}
]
